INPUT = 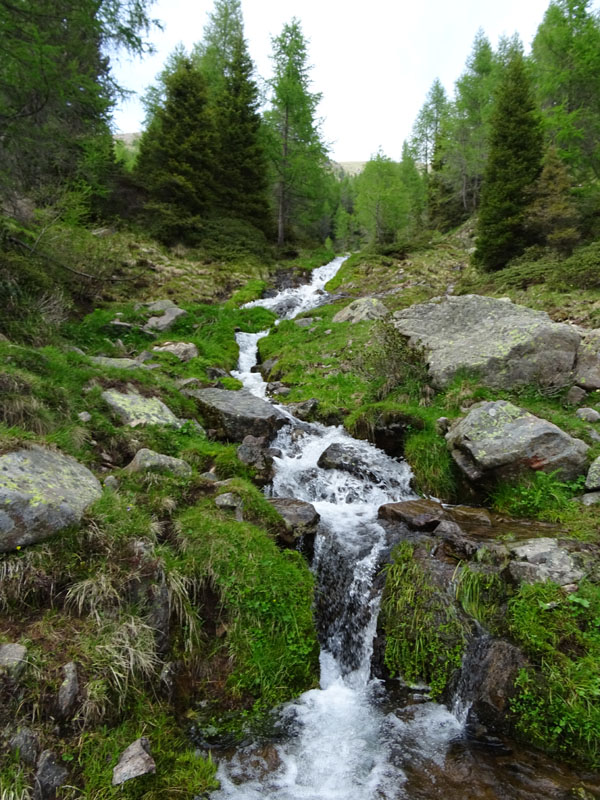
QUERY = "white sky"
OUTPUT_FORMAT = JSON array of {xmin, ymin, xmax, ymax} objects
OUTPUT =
[{"xmin": 110, "ymin": 0, "xmax": 576, "ymax": 162}]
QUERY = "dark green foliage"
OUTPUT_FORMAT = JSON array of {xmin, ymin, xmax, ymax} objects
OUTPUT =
[
  {"xmin": 524, "ymin": 145, "xmax": 581, "ymax": 254},
  {"xmin": 136, "ymin": 58, "xmax": 216, "ymax": 243},
  {"xmin": 475, "ymin": 49, "xmax": 544, "ymax": 270}
]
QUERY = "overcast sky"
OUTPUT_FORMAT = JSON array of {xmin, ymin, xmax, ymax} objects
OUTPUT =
[{"xmin": 110, "ymin": 0, "xmax": 581, "ymax": 162}]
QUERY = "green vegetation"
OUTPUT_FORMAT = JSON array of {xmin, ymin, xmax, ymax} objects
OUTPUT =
[
  {"xmin": 508, "ymin": 581, "xmax": 600, "ymax": 768},
  {"xmin": 380, "ymin": 542, "xmax": 468, "ymax": 699}
]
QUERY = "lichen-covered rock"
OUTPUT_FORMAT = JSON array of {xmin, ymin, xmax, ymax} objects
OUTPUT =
[
  {"xmin": 508, "ymin": 538, "xmax": 586, "ymax": 586},
  {"xmin": 576, "ymin": 407, "xmax": 600, "ymax": 423},
  {"xmin": 90, "ymin": 356, "xmax": 142, "ymax": 369},
  {"xmin": 102, "ymin": 389, "xmax": 183, "ymax": 428},
  {"xmin": 125, "ymin": 448, "xmax": 192, "ymax": 477},
  {"xmin": 143, "ymin": 300, "xmax": 187, "ymax": 333},
  {"xmin": 446, "ymin": 400, "xmax": 589, "ymax": 482},
  {"xmin": 585, "ymin": 456, "xmax": 600, "ymax": 491},
  {"xmin": 0, "ymin": 447, "xmax": 102, "ymax": 552},
  {"xmin": 56, "ymin": 662, "xmax": 79, "ymax": 720},
  {"xmin": 574, "ymin": 328, "xmax": 600, "ymax": 389},
  {"xmin": 392, "ymin": 295, "xmax": 580, "ymax": 390},
  {"xmin": 152, "ymin": 341, "xmax": 198, "ymax": 361},
  {"xmin": 332, "ymin": 297, "xmax": 388, "ymax": 324},
  {"xmin": 215, "ymin": 492, "xmax": 243, "ymax": 521},
  {"xmin": 112, "ymin": 738, "xmax": 156, "ymax": 786},
  {"xmin": 0, "ymin": 642, "xmax": 28, "ymax": 678},
  {"xmin": 267, "ymin": 498, "xmax": 320, "ymax": 544},
  {"xmin": 189, "ymin": 388, "xmax": 287, "ymax": 441}
]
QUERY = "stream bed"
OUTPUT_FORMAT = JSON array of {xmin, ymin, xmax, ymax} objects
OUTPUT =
[{"xmin": 208, "ymin": 257, "xmax": 598, "ymax": 800}]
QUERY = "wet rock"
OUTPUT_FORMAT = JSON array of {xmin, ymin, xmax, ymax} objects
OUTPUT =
[
  {"xmin": 574, "ymin": 328, "xmax": 600, "ymax": 389},
  {"xmin": 392, "ymin": 295, "xmax": 580, "ymax": 390},
  {"xmin": 267, "ymin": 381, "xmax": 291, "ymax": 397},
  {"xmin": 152, "ymin": 341, "xmax": 198, "ymax": 361},
  {"xmin": 56, "ymin": 662, "xmax": 79, "ymax": 720},
  {"xmin": 189, "ymin": 388, "xmax": 286, "ymax": 441},
  {"xmin": 33, "ymin": 750, "xmax": 68, "ymax": 800},
  {"xmin": 378, "ymin": 499, "xmax": 449, "ymax": 531},
  {"xmin": 267, "ymin": 498, "xmax": 320, "ymax": 545},
  {"xmin": 143, "ymin": 300, "xmax": 187, "ymax": 333},
  {"xmin": 317, "ymin": 442, "xmax": 378, "ymax": 481},
  {"xmin": 446, "ymin": 400, "xmax": 589, "ymax": 482},
  {"xmin": 576, "ymin": 407, "xmax": 600, "ymax": 423},
  {"xmin": 125, "ymin": 448, "xmax": 192, "ymax": 477},
  {"xmin": 351, "ymin": 408, "xmax": 425, "ymax": 457},
  {"xmin": 255, "ymin": 357, "xmax": 280, "ymax": 380},
  {"xmin": 0, "ymin": 447, "xmax": 102, "ymax": 552},
  {"xmin": 456, "ymin": 637, "xmax": 527, "ymax": 737},
  {"xmin": 215, "ymin": 492, "xmax": 244, "ymax": 521},
  {"xmin": 585, "ymin": 456, "xmax": 600, "ymax": 491},
  {"xmin": 9, "ymin": 727, "xmax": 40, "ymax": 765},
  {"xmin": 112, "ymin": 738, "xmax": 156, "ymax": 786},
  {"xmin": 286, "ymin": 398, "xmax": 319, "ymax": 421},
  {"xmin": 332, "ymin": 297, "xmax": 388, "ymax": 323},
  {"xmin": 237, "ymin": 435, "xmax": 276, "ymax": 485},
  {"xmin": 102, "ymin": 389, "xmax": 183, "ymax": 429},
  {"xmin": 0, "ymin": 644, "xmax": 28, "ymax": 678},
  {"xmin": 565, "ymin": 385, "xmax": 587, "ymax": 406},
  {"xmin": 508, "ymin": 538, "xmax": 586, "ymax": 586}
]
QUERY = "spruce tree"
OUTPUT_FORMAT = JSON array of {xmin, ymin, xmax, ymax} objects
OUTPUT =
[
  {"xmin": 474, "ymin": 50, "xmax": 543, "ymax": 271},
  {"xmin": 213, "ymin": 34, "xmax": 270, "ymax": 232},
  {"xmin": 135, "ymin": 58, "xmax": 216, "ymax": 242}
]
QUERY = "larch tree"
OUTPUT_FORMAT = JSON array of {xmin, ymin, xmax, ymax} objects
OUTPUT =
[
  {"xmin": 354, "ymin": 150, "xmax": 409, "ymax": 246},
  {"xmin": 410, "ymin": 79, "xmax": 450, "ymax": 175},
  {"xmin": 474, "ymin": 49, "xmax": 544, "ymax": 271},
  {"xmin": 264, "ymin": 18, "xmax": 328, "ymax": 246}
]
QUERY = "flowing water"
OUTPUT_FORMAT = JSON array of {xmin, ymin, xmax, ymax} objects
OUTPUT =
[{"xmin": 210, "ymin": 257, "xmax": 598, "ymax": 800}]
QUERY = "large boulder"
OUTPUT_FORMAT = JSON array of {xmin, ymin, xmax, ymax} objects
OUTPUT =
[
  {"xmin": 332, "ymin": 297, "xmax": 388, "ymax": 324},
  {"xmin": 188, "ymin": 388, "xmax": 287, "ymax": 441},
  {"xmin": 317, "ymin": 442, "xmax": 378, "ymax": 482},
  {"xmin": 102, "ymin": 390, "xmax": 183, "ymax": 428},
  {"xmin": 446, "ymin": 400, "xmax": 589, "ymax": 482},
  {"xmin": 392, "ymin": 295, "xmax": 580, "ymax": 390},
  {"xmin": 0, "ymin": 447, "xmax": 102, "ymax": 552},
  {"xmin": 574, "ymin": 328, "xmax": 600, "ymax": 389},
  {"xmin": 267, "ymin": 498, "xmax": 320, "ymax": 545},
  {"xmin": 237, "ymin": 435, "xmax": 279, "ymax": 485}
]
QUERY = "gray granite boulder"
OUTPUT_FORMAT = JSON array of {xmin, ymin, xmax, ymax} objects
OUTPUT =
[
  {"xmin": 125, "ymin": 448, "xmax": 191, "ymax": 477},
  {"xmin": 0, "ymin": 447, "xmax": 102, "ymax": 551},
  {"xmin": 332, "ymin": 297, "xmax": 388, "ymax": 324},
  {"xmin": 112, "ymin": 738, "xmax": 156, "ymax": 786},
  {"xmin": 585, "ymin": 456, "xmax": 600, "ymax": 491},
  {"xmin": 152, "ymin": 341, "xmax": 198, "ymax": 361},
  {"xmin": 102, "ymin": 390, "xmax": 183, "ymax": 428},
  {"xmin": 392, "ymin": 295, "xmax": 580, "ymax": 390},
  {"xmin": 446, "ymin": 400, "xmax": 589, "ymax": 482},
  {"xmin": 508, "ymin": 538, "xmax": 586, "ymax": 586},
  {"xmin": 317, "ymin": 443, "xmax": 378, "ymax": 482},
  {"xmin": 0, "ymin": 642, "xmax": 28, "ymax": 678},
  {"xmin": 267, "ymin": 498, "xmax": 320, "ymax": 544},
  {"xmin": 143, "ymin": 300, "xmax": 187, "ymax": 333},
  {"xmin": 189, "ymin": 388, "xmax": 287, "ymax": 441},
  {"xmin": 574, "ymin": 328, "xmax": 600, "ymax": 389}
]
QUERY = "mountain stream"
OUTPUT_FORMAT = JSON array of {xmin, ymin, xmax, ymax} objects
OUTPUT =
[{"xmin": 208, "ymin": 257, "xmax": 597, "ymax": 800}]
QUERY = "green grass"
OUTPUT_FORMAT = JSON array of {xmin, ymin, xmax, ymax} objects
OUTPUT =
[
  {"xmin": 379, "ymin": 541, "xmax": 468, "ymax": 699},
  {"xmin": 507, "ymin": 581, "xmax": 600, "ymax": 768}
]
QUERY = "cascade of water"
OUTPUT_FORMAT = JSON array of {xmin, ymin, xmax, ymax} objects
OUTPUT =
[{"xmin": 209, "ymin": 258, "xmax": 468, "ymax": 800}]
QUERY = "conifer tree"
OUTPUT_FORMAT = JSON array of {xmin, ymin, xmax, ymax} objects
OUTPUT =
[
  {"xmin": 135, "ymin": 57, "xmax": 216, "ymax": 242},
  {"xmin": 265, "ymin": 19, "xmax": 328, "ymax": 246},
  {"xmin": 213, "ymin": 33, "xmax": 270, "ymax": 232},
  {"xmin": 474, "ymin": 50, "xmax": 544, "ymax": 271}
]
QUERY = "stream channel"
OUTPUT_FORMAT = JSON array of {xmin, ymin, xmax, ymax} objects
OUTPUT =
[{"xmin": 208, "ymin": 256, "xmax": 597, "ymax": 800}]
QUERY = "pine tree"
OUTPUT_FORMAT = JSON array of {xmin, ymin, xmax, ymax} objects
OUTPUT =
[
  {"xmin": 135, "ymin": 58, "xmax": 216, "ymax": 242},
  {"xmin": 264, "ymin": 19, "xmax": 328, "ymax": 246},
  {"xmin": 213, "ymin": 33, "xmax": 270, "ymax": 232},
  {"xmin": 474, "ymin": 50, "xmax": 544, "ymax": 271}
]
